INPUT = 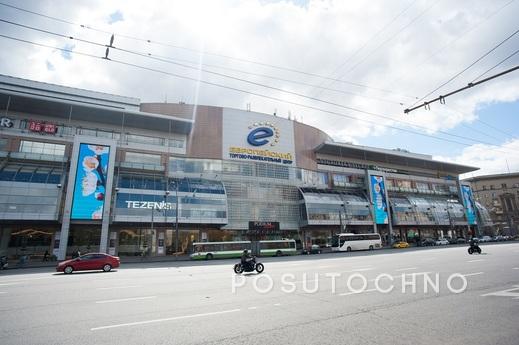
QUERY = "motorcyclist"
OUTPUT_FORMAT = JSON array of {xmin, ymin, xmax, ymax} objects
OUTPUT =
[
  {"xmin": 241, "ymin": 249, "xmax": 253, "ymax": 270},
  {"xmin": 469, "ymin": 236, "xmax": 478, "ymax": 248}
]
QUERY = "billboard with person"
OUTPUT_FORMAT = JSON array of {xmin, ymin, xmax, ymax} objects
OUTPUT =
[
  {"xmin": 370, "ymin": 175, "xmax": 388, "ymax": 224},
  {"xmin": 70, "ymin": 143, "xmax": 111, "ymax": 220},
  {"xmin": 461, "ymin": 185, "xmax": 477, "ymax": 225}
]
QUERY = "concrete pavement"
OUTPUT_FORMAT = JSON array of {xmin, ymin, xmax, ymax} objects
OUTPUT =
[{"xmin": 0, "ymin": 242, "xmax": 518, "ymax": 345}]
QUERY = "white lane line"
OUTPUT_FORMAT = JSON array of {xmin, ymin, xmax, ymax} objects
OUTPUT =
[
  {"xmin": 247, "ymin": 306, "xmax": 258, "ymax": 310},
  {"xmin": 0, "ymin": 283, "xmax": 19, "ymax": 287},
  {"xmin": 91, "ymin": 308, "xmax": 241, "ymax": 331},
  {"xmin": 350, "ymin": 267, "xmax": 375, "ymax": 272},
  {"xmin": 513, "ymin": 267, "xmax": 519, "ymax": 270},
  {"xmin": 340, "ymin": 288, "xmax": 377, "ymax": 296},
  {"xmin": 463, "ymin": 272, "xmax": 484, "ymax": 277},
  {"xmin": 95, "ymin": 296, "xmax": 156, "ymax": 304},
  {"xmin": 0, "ymin": 292, "xmax": 7, "ymax": 294},
  {"xmin": 467, "ymin": 259, "xmax": 484, "ymax": 263},
  {"xmin": 368, "ymin": 272, "xmax": 432, "ymax": 282},
  {"xmin": 395, "ymin": 267, "xmax": 417, "ymax": 272},
  {"xmin": 273, "ymin": 303, "xmax": 281, "ymax": 306},
  {"xmin": 317, "ymin": 265, "xmax": 332, "ymax": 269},
  {"xmin": 97, "ymin": 285, "xmax": 141, "ymax": 290}
]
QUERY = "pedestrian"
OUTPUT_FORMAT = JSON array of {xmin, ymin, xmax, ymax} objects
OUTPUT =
[{"xmin": 43, "ymin": 250, "xmax": 49, "ymax": 262}]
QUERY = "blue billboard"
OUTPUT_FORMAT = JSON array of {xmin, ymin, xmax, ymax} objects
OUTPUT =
[
  {"xmin": 70, "ymin": 143, "xmax": 110, "ymax": 220},
  {"xmin": 461, "ymin": 185, "xmax": 477, "ymax": 225},
  {"xmin": 371, "ymin": 175, "xmax": 388, "ymax": 224}
]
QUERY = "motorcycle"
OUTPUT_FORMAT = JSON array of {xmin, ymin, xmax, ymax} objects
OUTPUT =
[
  {"xmin": 234, "ymin": 256, "xmax": 264, "ymax": 274},
  {"xmin": 468, "ymin": 242, "xmax": 482, "ymax": 255},
  {"xmin": 0, "ymin": 256, "xmax": 8, "ymax": 270}
]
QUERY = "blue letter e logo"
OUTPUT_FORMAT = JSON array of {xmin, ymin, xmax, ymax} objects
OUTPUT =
[{"xmin": 247, "ymin": 127, "xmax": 274, "ymax": 146}]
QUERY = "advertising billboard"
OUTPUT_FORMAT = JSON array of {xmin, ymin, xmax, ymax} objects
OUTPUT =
[
  {"xmin": 461, "ymin": 185, "xmax": 477, "ymax": 225},
  {"xmin": 70, "ymin": 143, "xmax": 111, "ymax": 220},
  {"xmin": 370, "ymin": 175, "xmax": 388, "ymax": 224}
]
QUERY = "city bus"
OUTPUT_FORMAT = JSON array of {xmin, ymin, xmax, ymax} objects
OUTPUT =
[
  {"xmin": 258, "ymin": 239, "xmax": 297, "ymax": 256},
  {"xmin": 331, "ymin": 233, "xmax": 382, "ymax": 252},
  {"xmin": 190, "ymin": 241, "xmax": 252, "ymax": 260}
]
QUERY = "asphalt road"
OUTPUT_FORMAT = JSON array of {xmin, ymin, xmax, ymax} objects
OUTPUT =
[{"xmin": 1, "ymin": 243, "xmax": 518, "ymax": 345}]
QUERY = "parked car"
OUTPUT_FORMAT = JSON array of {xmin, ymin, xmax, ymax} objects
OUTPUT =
[
  {"xmin": 479, "ymin": 236, "xmax": 492, "ymax": 243},
  {"xmin": 456, "ymin": 237, "xmax": 467, "ymax": 244},
  {"xmin": 56, "ymin": 253, "xmax": 120, "ymax": 274},
  {"xmin": 422, "ymin": 238, "xmax": 436, "ymax": 246},
  {"xmin": 493, "ymin": 235, "xmax": 505, "ymax": 242},
  {"xmin": 393, "ymin": 241, "xmax": 410, "ymax": 249},
  {"xmin": 435, "ymin": 238, "xmax": 449, "ymax": 246}
]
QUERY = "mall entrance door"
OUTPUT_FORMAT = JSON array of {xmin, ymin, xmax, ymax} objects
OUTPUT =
[{"xmin": 165, "ymin": 229, "xmax": 199, "ymax": 255}]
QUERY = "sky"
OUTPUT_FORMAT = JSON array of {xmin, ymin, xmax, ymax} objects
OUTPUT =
[{"xmin": 0, "ymin": 0, "xmax": 518, "ymax": 178}]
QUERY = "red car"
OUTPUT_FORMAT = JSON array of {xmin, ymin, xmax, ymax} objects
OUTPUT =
[{"xmin": 56, "ymin": 253, "xmax": 120, "ymax": 274}]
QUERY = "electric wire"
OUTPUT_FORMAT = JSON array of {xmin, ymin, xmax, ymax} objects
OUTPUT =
[
  {"xmin": 0, "ymin": 1, "xmax": 415, "ymax": 99},
  {"xmin": 1, "ymin": 32, "xmax": 517, "ymax": 157},
  {"xmin": 0, "ymin": 17, "xmax": 512, "ymax": 149}
]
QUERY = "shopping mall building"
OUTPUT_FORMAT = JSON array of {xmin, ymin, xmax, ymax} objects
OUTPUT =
[{"xmin": 0, "ymin": 74, "xmax": 492, "ymax": 260}]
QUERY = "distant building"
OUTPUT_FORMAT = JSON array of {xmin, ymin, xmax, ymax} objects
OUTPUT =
[{"xmin": 464, "ymin": 172, "xmax": 519, "ymax": 236}]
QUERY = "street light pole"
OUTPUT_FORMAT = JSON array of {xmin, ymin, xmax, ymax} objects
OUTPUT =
[{"xmin": 175, "ymin": 180, "xmax": 179, "ymax": 257}]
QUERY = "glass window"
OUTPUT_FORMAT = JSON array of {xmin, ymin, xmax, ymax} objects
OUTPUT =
[
  {"xmin": 20, "ymin": 140, "xmax": 65, "ymax": 156},
  {"xmin": 126, "ymin": 133, "xmax": 164, "ymax": 146},
  {"xmin": 125, "ymin": 152, "xmax": 162, "ymax": 165},
  {"xmin": 0, "ymin": 138, "xmax": 8, "ymax": 151}
]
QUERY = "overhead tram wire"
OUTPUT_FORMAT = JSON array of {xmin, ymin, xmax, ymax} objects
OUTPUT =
[
  {"xmin": 445, "ymin": 104, "xmax": 517, "ymax": 141},
  {"xmin": 407, "ymin": 26, "xmax": 519, "ymax": 110},
  {"xmin": 1, "ymin": 33, "xmax": 517, "ymax": 157},
  {"xmin": 1, "ymin": 18, "xmax": 513, "ymax": 149},
  {"xmin": 312, "ymin": 0, "xmax": 419, "ymax": 98},
  {"xmin": 469, "ymin": 47, "xmax": 519, "ymax": 83},
  {"xmin": 332, "ymin": 1, "xmax": 440, "ymax": 85},
  {"xmin": 0, "ymin": 1, "xmax": 417, "ymax": 101},
  {"xmin": 404, "ymin": 65, "xmax": 519, "ymax": 114},
  {"xmin": 386, "ymin": 0, "xmax": 517, "ymax": 89}
]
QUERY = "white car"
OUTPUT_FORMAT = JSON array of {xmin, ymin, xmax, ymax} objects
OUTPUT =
[{"xmin": 435, "ymin": 238, "xmax": 449, "ymax": 246}]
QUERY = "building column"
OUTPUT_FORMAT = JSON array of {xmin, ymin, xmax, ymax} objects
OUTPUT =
[{"xmin": 0, "ymin": 227, "xmax": 11, "ymax": 256}]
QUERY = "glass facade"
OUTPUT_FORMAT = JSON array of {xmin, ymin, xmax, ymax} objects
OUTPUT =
[
  {"xmin": 20, "ymin": 140, "xmax": 65, "ymax": 156},
  {"xmin": 303, "ymin": 192, "xmax": 372, "ymax": 225}
]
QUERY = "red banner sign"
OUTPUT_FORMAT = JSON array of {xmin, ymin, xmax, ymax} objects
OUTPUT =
[{"xmin": 29, "ymin": 120, "xmax": 57, "ymax": 134}]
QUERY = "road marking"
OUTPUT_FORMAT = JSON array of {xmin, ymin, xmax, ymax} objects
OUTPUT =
[
  {"xmin": 0, "ymin": 292, "xmax": 7, "ymax": 294},
  {"xmin": 318, "ymin": 265, "xmax": 332, "ymax": 269},
  {"xmin": 95, "ymin": 296, "xmax": 156, "ymax": 304},
  {"xmin": 395, "ymin": 267, "xmax": 417, "ymax": 272},
  {"xmin": 97, "ymin": 285, "xmax": 141, "ymax": 290},
  {"xmin": 273, "ymin": 303, "xmax": 281, "ymax": 306},
  {"xmin": 463, "ymin": 272, "xmax": 484, "ymax": 277},
  {"xmin": 368, "ymin": 272, "xmax": 432, "ymax": 282},
  {"xmin": 467, "ymin": 259, "xmax": 484, "ymax": 263},
  {"xmin": 481, "ymin": 285, "xmax": 519, "ymax": 299},
  {"xmin": 91, "ymin": 308, "xmax": 241, "ymax": 331},
  {"xmin": 340, "ymin": 288, "xmax": 377, "ymax": 296},
  {"xmin": 421, "ymin": 257, "xmax": 437, "ymax": 261},
  {"xmin": 0, "ymin": 283, "xmax": 19, "ymax": 287},
  {"xmin": 512, "ymin": 267, "xmax": 519, "ymax": 270},
  {"xmin": 247, "ymin": 306, "xmax": 258, "ymax": 310},
  {"xmin": 350, "ymin": 267, "xmax": 375, "ymax": 272}
]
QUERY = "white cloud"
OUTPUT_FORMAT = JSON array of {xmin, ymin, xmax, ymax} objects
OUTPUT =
[
  {"xmin": 435, "ymin": 138, "xmax": 519, "ymax": 179},
  {"xmin": 0, "ymin": 0, "xmax": 518, "ymax": 157}
]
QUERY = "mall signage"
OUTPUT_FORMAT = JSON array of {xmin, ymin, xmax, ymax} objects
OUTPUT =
[
  {"xmin": 28, "ymin": 120, "xmax": 57, "ymax": 134},
  {"xmin": 247, "ymin": 221, "xmax": 280, "ymax": 235},
  {"xmin": 0, "ymin": 116, "xmax": 13, "ymax": 128}
]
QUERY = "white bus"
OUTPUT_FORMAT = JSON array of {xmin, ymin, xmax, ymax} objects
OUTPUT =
[
  {"xmin": 190, "ymin": 241, "xmax": 252, "ymax": 260},
  {"xmin": 331, "ymin": 233, "xmax": 382, "ymax": 252},
  {"xmin": 258, "ymin": 239, "xmax": 297, "ymax": 256}
]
